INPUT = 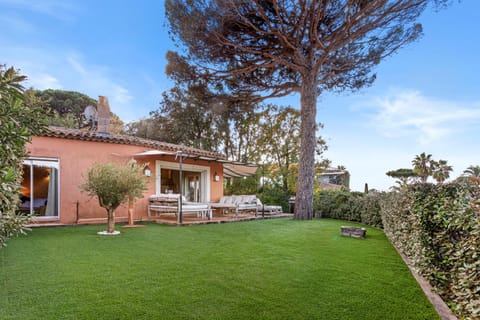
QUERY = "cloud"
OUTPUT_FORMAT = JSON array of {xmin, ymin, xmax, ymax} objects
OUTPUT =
[
  {"xmin": 2, "ymin": 45, "xmax": 136, "ymax": 120},
  {"xmin": 362, "ymin": 89, "xmax": 480, "ymax": 144},
  {"xmin": 0, "ymin": 0, "xmax": 78, "ymax": 21},
  {"xmin": 31, "ymin": 73, "xmax": 63, "ymax": 90},
  {"xmin": 64, "ymin": 54, "xmax": 134, "ymax": 117}
]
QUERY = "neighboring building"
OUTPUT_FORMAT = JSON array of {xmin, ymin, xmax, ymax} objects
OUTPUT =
[
  {"xmin": 20, "ymin": 97, "xmax": 255, "ymax": 225},
  {"xmin": 317, "ymin": 168, "xmax": 350, "ymax": 191}
]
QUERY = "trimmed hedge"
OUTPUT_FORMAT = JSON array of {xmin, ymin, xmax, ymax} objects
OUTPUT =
[
  {"xmin": 383, "ymin": 183, "xmax": 480, "ymax": 319},
  {"xmin": 313, "ymin": 190, "xmax": 383, "ymax": 228},
  {"xmin": 314, "ymin": 185, "xmax": 479, "ymax": 319}
]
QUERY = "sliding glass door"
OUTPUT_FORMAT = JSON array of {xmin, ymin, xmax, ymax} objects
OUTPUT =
[
  {"xmin": 155, "ymin": 161, "xmax": 210, "ymax": 203},
  {"xmin": 184, "ymin": 173, "xmax": 201, "ymax": 202},
  {"xmin": 19, "ymin": 158, "xmax": 59, "ymax": 218}
]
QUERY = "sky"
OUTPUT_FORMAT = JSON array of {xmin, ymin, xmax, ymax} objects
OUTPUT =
[{"xmin": 1, "ymin": 0, "xmax": 479, "ymax": 191}]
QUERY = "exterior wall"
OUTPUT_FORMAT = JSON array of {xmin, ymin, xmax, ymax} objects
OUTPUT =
[{"xmin": 26, "ymin": 136, "xmax": 224, "ymax": 225}]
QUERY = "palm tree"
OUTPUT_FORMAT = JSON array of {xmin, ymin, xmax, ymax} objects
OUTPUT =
[
  {"xmin": 463, "ymin": 165, "xmax": 480, "ymax": 184},
  {"xmin": 389, "ymin": 177, "xmax": 409, "ymax": 192},
  {"xmin": 432, "ymin": 160, "xmax": 453, "ymax": 184},
  {"xmin": 412, "ymin": 152, "xmax": 433, "ymax": 183}
]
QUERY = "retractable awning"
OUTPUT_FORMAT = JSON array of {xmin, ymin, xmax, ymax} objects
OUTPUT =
[
  {"xmin": 133, "ymin": 150, "xmax": 175, "ymax": 156},
  {"xmin": 223, "ymin": 163, "xmax": 257, "ymax": 178},
  {"xmin": 133, "ymin": 150, "xmax": 258, "ymax": 178}
]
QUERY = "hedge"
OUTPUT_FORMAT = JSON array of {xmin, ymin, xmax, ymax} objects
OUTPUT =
[
  {"xmin": 313, "ymin": 190, "xmax": 383, "ymax": 228},
  {"xmin": 383, "ymin": 183, "xmax": 479, "ymax": 319},
  {"xmin": 314, "ymin": 185, "xmax": 479, "ymax": 319}
]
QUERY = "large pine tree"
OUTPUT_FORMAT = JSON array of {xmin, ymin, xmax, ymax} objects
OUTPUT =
[{"xmin": 165, "ymin": 0, "xmax": 449, "ymax": 219}]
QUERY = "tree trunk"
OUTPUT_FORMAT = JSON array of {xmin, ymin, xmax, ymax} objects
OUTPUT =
[
  {"xmin": 283, "ymin": 149, "xmax": 290, "ymax": 194},
  {"xmin": 295, "ymin": 75, "xmax": 318, "ymax": 220},
  {"xmin": 127, "ymin": 196, "xmax": 134, "ymax": 226},
  {"xmin": 107, "ymin": 209, "xmax": 115, "ymax": 233}
]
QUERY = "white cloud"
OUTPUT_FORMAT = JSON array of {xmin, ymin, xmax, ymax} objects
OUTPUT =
[
  {"xmin": 0, "ymin": 0, "xmax": 78, "ymax": 21},
  {"xmin": 64, "ymin": 54, "xmax": 134, "ymax": 118},
  {"xmin": 362, "ymin": 89, "xmax": 480, "ymax": 144},
  {"xmin": 2, "ymin": 45, "xmax": 137, "ymax": 120},
  {"xmin": 31, "ymin": 73, "xmax": 63, "ymax": 90}
]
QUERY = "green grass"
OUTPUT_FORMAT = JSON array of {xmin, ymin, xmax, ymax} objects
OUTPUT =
[{"xmin": 0, "ymin": 219, "xmax": 439, "ymax": 320}]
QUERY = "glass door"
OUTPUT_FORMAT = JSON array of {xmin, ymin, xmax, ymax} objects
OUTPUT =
[
  {"xmin": 184, "ymin": 173, "xmax": 201, "ymax": 202},
  {"xmin": 19, "ymin": 159, "xmax": 59, "ymax": 217}
]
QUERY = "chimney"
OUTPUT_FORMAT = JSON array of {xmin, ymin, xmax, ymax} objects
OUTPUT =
[{"xmin": 97, "ymin": 96, "xmax": 111, "ymax": 135}]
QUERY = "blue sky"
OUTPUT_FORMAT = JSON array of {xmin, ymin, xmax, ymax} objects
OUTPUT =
[{"xmin": 1, "ymin": 0, "xmax": 479, "ymax": 191}]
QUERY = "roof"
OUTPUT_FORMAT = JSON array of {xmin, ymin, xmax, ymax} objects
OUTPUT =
[
  {"xmin": 42, "ymin": 126, "xmax": 226, "ymax": 159},
  {"xmin": 42, "ymin": 127, "xmax": 258, "ymax": 176}
]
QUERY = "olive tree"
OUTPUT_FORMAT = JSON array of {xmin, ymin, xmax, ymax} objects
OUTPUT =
[
  {"xmin": 80, "ymin": 161, "xmax": 147, "ymax": 234},
  {"xmin": 165, "ymin": 0, "xmax": 450, "ymax": 219}
]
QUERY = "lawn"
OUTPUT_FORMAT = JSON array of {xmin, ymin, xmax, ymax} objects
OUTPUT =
[{"xmin": 0, "ymin": 219, "xmax": 439, "ymax": 320}]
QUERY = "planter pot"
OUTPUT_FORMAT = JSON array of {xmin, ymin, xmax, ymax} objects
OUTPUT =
[{"xmin": 97, "ymin": 230, "xmax": 121, "ymax": 236}]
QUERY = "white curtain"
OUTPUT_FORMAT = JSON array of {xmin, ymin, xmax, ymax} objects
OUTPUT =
[{"xmin": 45, "ymin": 167, "xmax": 58, "ymax": 216}]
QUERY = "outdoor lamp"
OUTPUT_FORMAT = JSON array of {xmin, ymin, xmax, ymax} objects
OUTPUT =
[
  {"xmin": 143, "ymin": 165, "xmax": 151, "ymax": 177},
  {"xmin": 213, "ymin": 172, "xmax": 220, "ymax": 182}
]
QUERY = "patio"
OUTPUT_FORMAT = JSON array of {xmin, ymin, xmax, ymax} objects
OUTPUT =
[{"xmin": 147, "ymin": 210, "xmax": 293, "ymax": 225}]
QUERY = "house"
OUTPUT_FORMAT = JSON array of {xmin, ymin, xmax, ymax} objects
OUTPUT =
[
  {"xmin": 317, "ymin": 168, "xmax": 350, "ymax": 191},
  {"xmin": 20, "ymin": 97, "xmax": 256, "ymax": 225}
]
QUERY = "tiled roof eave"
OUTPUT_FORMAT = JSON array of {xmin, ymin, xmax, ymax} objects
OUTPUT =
[{"xmin": 41, "ymin": 126, "xmax": 226, "ymax": 160}]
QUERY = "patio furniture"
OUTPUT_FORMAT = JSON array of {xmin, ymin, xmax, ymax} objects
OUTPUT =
[
  {"xmin": 148, "ymin": 194, "xmax": 212, "ymax": 220},
  {"xmin": 257, "ymin": 199, "xmax": 283, "ymax": 214},
  {"xmin": 209, "ymin": 202, "xmax": 237, "ymax": 216},
  {"xmin": 211, "ymin": 195, "xmax": 258, "ymax": 216}
]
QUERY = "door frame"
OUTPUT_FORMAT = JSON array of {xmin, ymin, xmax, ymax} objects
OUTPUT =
[{"xmin": 22, "ymin": 157, "xmax": 61, "ymax": 220}]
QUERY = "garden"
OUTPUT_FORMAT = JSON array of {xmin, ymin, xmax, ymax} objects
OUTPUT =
[
  {"xmin": 314, "ymin": 179, "xmax": 480, "ymax": 320},
  {"xmin": 0, "ymin": 219, "xmax": 439, "ymax": 320}
]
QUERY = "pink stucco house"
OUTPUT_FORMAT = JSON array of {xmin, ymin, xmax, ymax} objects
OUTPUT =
[{"xmin": 21, "ymin": 125, "xmax": 254, "ymax": 225}]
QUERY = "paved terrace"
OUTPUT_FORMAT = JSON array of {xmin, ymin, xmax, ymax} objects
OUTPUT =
[{"xmin": 148, "ymin": 212, "xmax": 293, "ymax": 226}]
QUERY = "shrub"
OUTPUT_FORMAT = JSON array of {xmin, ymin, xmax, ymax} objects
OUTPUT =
[
  {"xmin": 314, "ymin": 183, "xmax": 480, "ymax": 318},
  {"xmin": 358, "ymin": 193, "xmax": 384, "ymax": 228},
  {"xmin": 313, "ymin": 190, "xmax": 383, "ymax": 228},
  {"xmin": 381, "ymin": 183, "xmax": 480, "ymax": 319},
  {"xmin": 261, "ymin": 186, "xmax": 290, "ymax": 213},
  {"xmin": 0, "ymin": 65, "xmax": 47, "ymax": 247}
]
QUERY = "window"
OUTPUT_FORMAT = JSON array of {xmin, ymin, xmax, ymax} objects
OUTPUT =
[
  {"xmin": 155, "ymin": 161, "xmax": 210, "ymax": 203},
  {"xmin": 19, "ymin": 158, "xmax": 59, "ymax": 218}
]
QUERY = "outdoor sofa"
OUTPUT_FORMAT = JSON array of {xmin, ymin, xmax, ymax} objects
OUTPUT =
[
  {"xmin": 148, "ymin": 194, "xmax": 212, "ymax": 220},
  {"xmin": 256, "ymin": 199, "xmax": 283, "ymax": 214},
  {"xmin": 211, "ymin": 195, "xmax": 283, "ymax": 216},
  {"xmin": 210, "ymin": 195, "xmax": 258, "ymax": 216}
]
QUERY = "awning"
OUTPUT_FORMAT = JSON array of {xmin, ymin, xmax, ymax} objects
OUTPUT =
[
  {"xmin": 133, "ymin": 149, "xmax": 258, "ymax": 178},
  {"xmin": 134, "ymin": 150, "xmax": 176, "ymax": 156},
  {"xmin": 223, "ymin": 163, "xmax": 258, "ymax": 178}
]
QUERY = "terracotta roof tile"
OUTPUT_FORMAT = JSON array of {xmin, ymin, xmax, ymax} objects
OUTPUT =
[{"xmin": 42, "ymin": 126, "xmax": 226, "ymax": 159}]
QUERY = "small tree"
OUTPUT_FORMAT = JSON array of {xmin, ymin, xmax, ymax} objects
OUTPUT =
[
  {"xmin": 462, "ymin": 165, "xmax": 480, "ymax": 184},
  {"xmin": 432, "ymin": 159, "xmax": 452, "ymax": 184},
  {"xmin": 412, "ymin": 152, "xmax": 434, "ymax": 183},
  {"xmin": 80, "ymin": 161, "xmax": 147, "ymax": 234}
]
